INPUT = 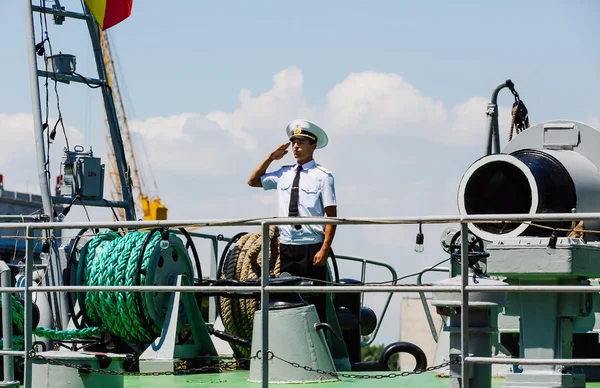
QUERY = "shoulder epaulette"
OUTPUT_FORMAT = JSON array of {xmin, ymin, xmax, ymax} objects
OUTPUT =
[{"xmin": 316, "ymin": 164, "xmax": 332, "ymax": 175}]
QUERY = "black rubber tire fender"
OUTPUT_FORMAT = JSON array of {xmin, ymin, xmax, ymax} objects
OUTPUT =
[{"xmin": 378, "ymin": 341, "xmax": 427, "ymax": 372}]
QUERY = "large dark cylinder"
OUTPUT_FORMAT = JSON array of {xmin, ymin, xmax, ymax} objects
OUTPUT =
[
  {"xmin": 335, "ymin": 278, "xmax": 362, "ymax": 364},
  {"xmin": 458, "ymin": 149, "xmax": 600, "ymax": 241}
]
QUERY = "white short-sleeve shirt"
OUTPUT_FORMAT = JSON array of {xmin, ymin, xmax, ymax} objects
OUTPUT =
[{"xmin": 261, "ymin": 159, "xmax": 336, "ymax": 245}]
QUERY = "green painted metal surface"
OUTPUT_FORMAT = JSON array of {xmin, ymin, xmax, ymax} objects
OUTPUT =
[{"xmin": 120, "ymin": 371, "xmax": 600, "ymax": 388}]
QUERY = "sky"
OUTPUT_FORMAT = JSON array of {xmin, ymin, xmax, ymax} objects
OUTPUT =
[{"xmin": 1, "ymin": 0, "xmax": 599, "ymax": 347}]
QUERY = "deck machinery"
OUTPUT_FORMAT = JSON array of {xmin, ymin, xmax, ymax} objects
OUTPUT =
[{"xmin": 432, "ymin": 80, "xmax": 600, "ymax": 388}]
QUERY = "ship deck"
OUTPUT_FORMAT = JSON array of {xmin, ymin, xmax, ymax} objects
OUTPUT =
[{"xmin": 121, "ymin": 371, "xmax": 600, "ymax": 387}]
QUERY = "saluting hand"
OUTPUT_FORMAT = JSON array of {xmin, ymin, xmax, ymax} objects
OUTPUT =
[{"xmin": 269, "ymin": 142, "xmax": 290, "ymax": 161}]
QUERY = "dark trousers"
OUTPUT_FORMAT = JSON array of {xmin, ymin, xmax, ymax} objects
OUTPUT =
[{"xmin": 280, "ymin": 243, "xmax": 327, "ymax": 323}]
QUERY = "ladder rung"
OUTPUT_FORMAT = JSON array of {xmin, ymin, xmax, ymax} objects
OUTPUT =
[
  {"xmin": 31, "ymin": 5, "xmax": 89, "ymax": 21},
  {"xmin": 37, "ymin": 70, "xmax": 105, "ymax": 87}
]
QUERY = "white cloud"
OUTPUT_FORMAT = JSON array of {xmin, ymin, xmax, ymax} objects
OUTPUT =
[
  {"xmin": 128, "ymin": 114, "xmax": 253, "ymax": 176},
  {"xmin": 0, "ymin": 113, "xmax": 84, "ymax": 194},
  {"xmin": 321, "ymin": 71, "xmax": 447, "ymax": 135},
  {"xmin": 319, "ymin": 72, "xmax": 514, "ymax": 147},
  {"xmin": 206, "ymin": 67, "xmax": 313, "ymax": 146}
]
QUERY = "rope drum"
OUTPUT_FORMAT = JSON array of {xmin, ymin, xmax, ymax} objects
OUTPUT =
[
  {"xmin": 218, "ymin": 226, "xmax": 281, "ymax": 358},
  {"xmin": 72, "ymin": 229, "xmax": 196, "ymax": 343}
]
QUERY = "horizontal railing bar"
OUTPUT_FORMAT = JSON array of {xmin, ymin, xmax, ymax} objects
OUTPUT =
[
  {"xmin": 0, "ymin": 215, "xmax": 42, "ymax": 222},
  {"xmin": 466, "ymin": 356, "xmax": 600, "ymax": 366},
  {"xmin": 0, "ymin": 287, "xmax": 25, "ymax": 292},
  {"xmin": 7, "ymin": 285, "xmax": 600, "ymax": 293},
  {"xmin": 37, "ymin": 71, "xmax": 105, "ymax": 86},
  {"xmin": 465, "ymin": 286, "xmax": 600, "ymax": 292},
  {"xmin": 6, "ymin": 285, "xmax": 600, "ymax": 294},
  {"xmin": 0, "ymin": 212, "xmax": 600, "ymax": 230},
  {"xmin": 27, "ymin": 285, "xmax": 459, "ymax": 293},
  {"xmin": 31, "ymin": 5, "xmax": 88, "ymax": 20},
  {"xmin": 0, "ymin": 350, "xmax": 27, "ymax": 357}
]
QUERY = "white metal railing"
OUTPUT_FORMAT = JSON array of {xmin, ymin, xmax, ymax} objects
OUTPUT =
[{"xmin": 1, "ymin": 212, "xmax": 600, "ymax": 388}]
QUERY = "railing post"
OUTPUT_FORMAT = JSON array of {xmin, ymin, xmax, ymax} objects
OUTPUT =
[
  {"xmin": 209, "ymin": 236, "xmax": 218, "ymax": 323},
  {"xmin": 1, "ymin": 260, "xmax": 19, "ymax": 387},
  {"xmin": 23, "ymin": 225, "xmax": 34, "ymax": 388},
  {"xmin": 260, "ymin": 222, "xmax": 270, "ymax": 388},
  {"xmin": 460, "ymin": 222, "xmax": 470, "ymax": 388}
]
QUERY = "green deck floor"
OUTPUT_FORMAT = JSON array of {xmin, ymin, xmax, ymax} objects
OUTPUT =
[{"xmin": 122, "ymin": 371, "xmax": 600, "ymax": 387}]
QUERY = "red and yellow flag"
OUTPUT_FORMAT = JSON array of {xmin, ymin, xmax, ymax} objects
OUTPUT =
[{"xmin": 84, "ymin": 0, "xmax": 133, "ymax": 30}]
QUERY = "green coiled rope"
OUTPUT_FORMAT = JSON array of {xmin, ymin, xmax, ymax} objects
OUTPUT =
[
  {"xmin": 0, "ymin": 294, "xmax": 101, "ymax": 351},
  {"xmin": 1, "ymin": 230, "xmax": 174, "ymax": 351},
  {"xmin": 83, "ymin": 230, "xmax": 166, "ymax": 343}
]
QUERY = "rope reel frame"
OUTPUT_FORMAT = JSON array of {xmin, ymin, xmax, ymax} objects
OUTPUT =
[
  {"xmin": 140, "ymin": 232, "xmax": 195, "ymax": 332},
  {"xmin": 65, "ymin": 228, "xmax": 204, "ymax": 339},
  {"xmin": 135, "ymin": 228, "xmax": 204, "ymax": 337},
  {"xmin": 65, "ymin": 227, "xmax": 100, "ymax": 330}
]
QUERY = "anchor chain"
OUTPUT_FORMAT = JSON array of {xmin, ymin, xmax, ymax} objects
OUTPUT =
[{"xmin": 28, "ymin": 349, "xmax": 460, "ymax": 379}]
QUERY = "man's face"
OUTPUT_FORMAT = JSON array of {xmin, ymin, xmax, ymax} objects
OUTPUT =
[{"xmin": 291, "ymin": 138, "xmax": 316, "ymax": 161}]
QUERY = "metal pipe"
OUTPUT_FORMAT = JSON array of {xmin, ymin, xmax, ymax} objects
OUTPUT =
[
  {"xmin": 486, "ymin": 81, "xmax": 508, "ymax": 155},
  {"xmin": 465, "ymin": 285, "xmax": 600, "ymax": 292},
  {"xmin": 23, "ymin": 226, "xmax": 34, "ymax": 388},
  {"xmin": 0, "ymin": 351, "xmax": 26, "ymax": 357},
  {"xmin": 0, "ymin": 288, "xmax": 25, "ymax": 293},
  {"xmin": 23, "ymin": 0, "xmax": 66, "ymax": 331},
  {"xmin": 260, "ymin": 222, "xmax": 270, "ymax": 388},
  {"xmin": 209, "ymin": 236, "xmax": 218, "ymax": 323},
  {"xmin": 23, "ymin": 0, "xmax": 53, "ymax": 218},
  {"xmin": 185, "ymin": 231, "xmax": 231, "ymax": 242},
  {"xmin": 416, "ymin": 266, "xmax": 450, "ymax": 342},
  {"xmin": 36, "ymin": 71, "xmax": 104, "ymax": 86},
  {"xmin": 10, "ymin": 284, "xmax": 600, "ymax": 293},
  {"xmin": 25, "ymin": 285, "xmax": 461, "ymax": 293},
  {"xmin": 1, "ymin": 261, "xmax": 18, "ymax": 386},
  {"xmin": 2, "ymin": 211, "xmax": 600, "ymax": 230},
  {"xmin": 31, "ymin": 5, "xmax": 88, "ymax": 20},
  {"xmin": 466, "ymin": 356, "xmax": 600, "ymax": 366},
  {"xmin": 359, "ymin": 259, "xmax": 367, "ymax": 306},
  {"xmin": 0, "ymin": 215, "xmax": 42, "ymax": 222},
  {"xmin": 460, "ymin": 223, "xmax": 470, "ymax": 388}
]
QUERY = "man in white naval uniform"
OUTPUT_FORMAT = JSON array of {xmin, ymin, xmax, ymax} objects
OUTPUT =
[{"xmin": 247, "ymin": 119, "xmax": 337, "ymax": 322}]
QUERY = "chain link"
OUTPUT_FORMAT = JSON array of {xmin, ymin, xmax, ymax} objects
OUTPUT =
[
  {"xmin": 263, "ymin": 351, "xmax": 461, "ymax": 380},
  {"xmin": 29, "ymin": 349, "xmax": 460, "ymax": 380},
  {"xmin": 29, "ymin": 350, "xmax": 256, "ymax": 376}
]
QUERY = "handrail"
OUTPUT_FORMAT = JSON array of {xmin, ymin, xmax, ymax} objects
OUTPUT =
[
  {"xmin": 417, "ymin": 266, "xmax": 450, "ymax": 342},
  {"xmin": 1, "ymin": 213, "xmax": 599, "ymax": 388},
  {"xmin": 334, "ymin": 254, "xmax": 398, "ymax": 346},
  {"xmin": 1, "ymin": 210, "xmax": 600, "ymax": 230},
  {"xmin": 6, "ymin": 283, "xmax": 600, "ymax": 293}
]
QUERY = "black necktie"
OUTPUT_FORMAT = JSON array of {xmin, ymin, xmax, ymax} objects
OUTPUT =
[{"xmin": 288, "ymin": 165, "xmax": 302, "ymax": 230}]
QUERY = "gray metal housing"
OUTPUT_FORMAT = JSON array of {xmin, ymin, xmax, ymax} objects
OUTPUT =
[{"xmin": 458, "ymin": 120, "xmax": 600, "ymax": 241}]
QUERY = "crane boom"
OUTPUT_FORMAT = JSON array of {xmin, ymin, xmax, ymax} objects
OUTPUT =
[{"xmin": 100, "ymin": 32, "xmax": 167, "ymax": 220}]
